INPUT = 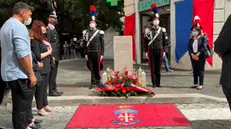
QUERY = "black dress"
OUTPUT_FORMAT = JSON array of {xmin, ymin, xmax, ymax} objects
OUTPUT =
[
  {"xmin": 31, "ymin": 40, "xmax": 51, "ymax": 74},
  {"xmin": 31, "ymin": 39, "xmax": 51, "ymax": 109}
]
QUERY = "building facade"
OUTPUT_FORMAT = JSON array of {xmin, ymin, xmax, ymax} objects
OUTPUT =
[{"xmin": 124, "ymin": 0, "xmax": 231, "ymax": 70}]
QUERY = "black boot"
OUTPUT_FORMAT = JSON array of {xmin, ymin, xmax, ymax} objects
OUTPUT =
[{"xmin": 152, "ymin": 84, "xmax": 157, "ymax": 88}]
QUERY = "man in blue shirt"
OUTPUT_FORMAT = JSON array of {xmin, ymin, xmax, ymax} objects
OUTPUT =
[{"xmin": 0, "ymin": 2, "xmax": 36, "ymax": 129}]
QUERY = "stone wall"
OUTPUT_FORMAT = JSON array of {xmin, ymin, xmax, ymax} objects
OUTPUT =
[
  {"xmin": 171, "ymin": 0, "xmax": 229, "ymax": 70},
  {"xmin": 124, "ymin": 0, "xmax": 135, "ymax": 16},
  {"xmin": 124, "ymin": 0, "xmax": 229, "ymax": 70}
]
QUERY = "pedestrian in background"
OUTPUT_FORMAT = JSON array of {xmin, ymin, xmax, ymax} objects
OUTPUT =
[
  {"xmin": 188, "ymin": 26, "xmax": 207, "ymax": 90},
  {"xmin": 0, "ymin": 2, "xmax": 36, "ymax": 129},
  {"xmin": 63, "ymin": 41, "xmax": 70, "ymax": 59},
  {"xmin": 70, "ymin": 39, "xmax": 76, "ymax": 59},
  {"xmin": 214, "ymin": 14, "xmax": 231, "ymax": 111}
]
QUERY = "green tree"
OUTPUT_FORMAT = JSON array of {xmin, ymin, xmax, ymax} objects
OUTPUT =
[
  {"xmin": 61, "ymin": 0, "xmax": 124, "ymax": 31},
  {"xmin": 0, "ymin": 0, "xmax": 124, "ymax": 32}
]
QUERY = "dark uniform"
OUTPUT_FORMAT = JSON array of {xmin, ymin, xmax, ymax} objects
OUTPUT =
[
  {"xmin": 83, "ymin": 29, "xmax": 104, "ymax": 88},
  {"xmin": 214, "ymin": 14, "xmax": 231, "ymax": 111},
  {"xmin": 144, "ymin": 27, "xmax": 167, "ymax": 87},
  {"xmin": 47, "ymin": 24, "xmax": 61, "ymax": 95}
]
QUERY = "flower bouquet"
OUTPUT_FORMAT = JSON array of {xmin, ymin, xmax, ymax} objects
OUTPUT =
[{"xmin": 94, "ymin": 68, "xmax": 155, "ymax": 97}]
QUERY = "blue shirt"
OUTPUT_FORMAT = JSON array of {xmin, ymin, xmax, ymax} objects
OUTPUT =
[{"xmin": 0, "ymin": 17, "xmax": 31, "ymax": 81}]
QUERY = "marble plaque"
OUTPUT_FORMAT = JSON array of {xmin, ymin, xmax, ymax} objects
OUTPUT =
[{"xmin": 113, "ymin": 36, "xmax": 133, "ymax": 72}]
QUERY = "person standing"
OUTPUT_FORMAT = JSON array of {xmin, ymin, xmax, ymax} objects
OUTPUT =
[
  {"xmin": 70, "ymin": 39, "xmax": 76, "ymax": 59},
  {"xmin": 83, "ymin": 5, "xmax": 104, "ymax": 89},
  {"xmin": 214, "ymin": 14, "xmax": 231, "ymax": 111},
  {"xmin": 188, "ymin": 26, "xmax": 206, "ymax": 90},
  {"xmin": 63, "ymin": 41, "xmax": 70, "ymax": 59},
  {"xmin": 144, "ymin": 4, "xmax": 167, "ymax": 88},
  {"xmin": 46, "ymin": 11, "xmax": 63, "ymax": 96},
  {"xmin": 31, "ymin": 20, "xmax": 53, "ymax": 116},
  {"xmin": 163, "ymin": 52, "xmax": 173, "ymax": 73},
  {"xmin": 0, "ymin": 2, "xmax": 37, "ymax": 129}
]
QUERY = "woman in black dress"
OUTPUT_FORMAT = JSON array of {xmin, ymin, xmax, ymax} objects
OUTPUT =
[{"xmin": 31, "ymin": 20, "xmax": 52, "ymax": 116}]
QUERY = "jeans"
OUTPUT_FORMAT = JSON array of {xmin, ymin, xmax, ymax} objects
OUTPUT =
[
  {"xmin": 64, "ymin": 48, "xmax": 69, "ymax": 59},
  {"xmin": 7, "ymin": 79, "xmax": 34, "ymax": 129},
  {"xmin": 163, "ymin": 54, "xmax": 170, "ymax": 72}
]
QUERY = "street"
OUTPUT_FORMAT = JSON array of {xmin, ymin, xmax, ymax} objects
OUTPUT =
[
  {"xmin": 0, "ymin": 59, "xmax": 230, "ymax": 129},
  {"xmin": 1, "ymin": 104, "xmax": 231, "ymax": 129}
]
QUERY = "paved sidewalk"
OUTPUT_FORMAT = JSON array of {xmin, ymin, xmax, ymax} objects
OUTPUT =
[
  {"xmin": 56, "ymin": 59, "xmax": 224, "ymax": 98},
  {"xmin": 0, "ymin": 59, "xmax": 229, "ymax": 129},
  {"xmin": 0, "ymin": 103, "xmax": 231, "ymax": 129}
]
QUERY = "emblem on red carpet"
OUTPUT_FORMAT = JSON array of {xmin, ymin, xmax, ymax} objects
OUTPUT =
[{"xmin": 112, "ymin": 105, "xmax": 141, "ymax": 125}]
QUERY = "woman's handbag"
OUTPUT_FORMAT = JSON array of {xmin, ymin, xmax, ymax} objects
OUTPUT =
[{"xmin": 202, "ymin": 37, "xmax": 214, "ymax": 58}]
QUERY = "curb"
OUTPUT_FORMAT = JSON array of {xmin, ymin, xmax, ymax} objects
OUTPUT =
[
  {"xmin": 4, "ymin": 93, "xmax": 227, "ymax": 107},
  {"xmin": 38, "ymin": 93, "xmax": 227, "ymax": 107}
]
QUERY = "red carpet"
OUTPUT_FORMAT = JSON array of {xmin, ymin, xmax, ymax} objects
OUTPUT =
[{"xmin": 66, "ymin": 104, "xmax": 191, "ymax": 128}]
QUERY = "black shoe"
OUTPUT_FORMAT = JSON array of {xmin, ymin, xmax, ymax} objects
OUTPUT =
[
  {"xmin": 152, "ymin": 84, "xmax": 157, "ymax": 88},
  {"xmin": 56, "ymin": 90, "xmax": 64, "ymax": 95},
  {"xmin": 89, "ymin": 84, "xmax": 96, "ymax": 89},
  {"xmin": 49, "ymin": 92, "xmax": 62, "ymax": 96},
  {"xmin": 98, "ymin": 84, "xmax": 104, "ymax": 87},
  {"xmin": 34, "ymin": 119, "xmax": 43, "ymax": 124},
  {"xmin": 156, "ymin": 84, "xmax": 161, "ymax": 88}
]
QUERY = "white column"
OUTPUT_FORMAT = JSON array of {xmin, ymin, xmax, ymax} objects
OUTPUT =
[
  {"xmin": 170, "ymin": 0, "xmax": 176, "ymax": 67},
  {"xmin": 225, "ymin": 0, "xmax": 231, "ymax": 20},
  {"xmin": 135, "ymin": 0, "xmax": 141, "ymax": 64}
]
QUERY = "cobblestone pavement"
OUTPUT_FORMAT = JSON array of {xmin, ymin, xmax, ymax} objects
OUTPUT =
[{"xmin": 1, "ymin": 103, "xmax": 231, "ymax": 129}]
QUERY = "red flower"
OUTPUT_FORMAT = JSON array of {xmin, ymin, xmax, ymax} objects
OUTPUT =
[
  {"xmin": 125, "ymin": 71, "xmax": 128, "ymax": 75},
  {"xmin": 106, "ymin": 80, "xmax": 112, "ymax": 85},
  {"xmin": 122, "ymin": 89, "xmax": 126, "ymax": 93},
  {"xmin": 128, "ymin": 76, "xmax": 132, "ymax": 80},
  {"xmin": 122, "ymin": 79, "xmax": 125, "ymax": 83},
  {"xmin": 114, "ymin": 79, "xmax": 118, "ymax": 84}
]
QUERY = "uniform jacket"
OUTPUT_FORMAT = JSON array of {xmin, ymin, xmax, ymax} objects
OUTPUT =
[
  {"xmin": 47, "ymin": 24, "xmax": 61, "ymax": 61},
  {"xmin": 144, "ymin": 27, "xmax": 167, "ymax": 52},
  {"xmin": 214, "ymin": 14, "xmax": 231, "ymax": 86},
  {"xmin": 82, "ymin": 29, "xmax": 104, "ymax": 55}
]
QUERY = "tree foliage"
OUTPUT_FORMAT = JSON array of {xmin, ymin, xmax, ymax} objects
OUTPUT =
[{"xmin": 0, "ymin": 0, "xmax": 124, "ymax": 32}]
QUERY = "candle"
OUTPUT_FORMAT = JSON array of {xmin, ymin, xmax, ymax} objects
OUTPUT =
[
  {"xmin": 138, "ymin": 67, "xmax": 142, "ymax": 83},
  {"xmin": 141, "ymin": 71, "xmax": 146, "ymax": 87},
  {"xmin": 102, "ymin": 71, "xmax": 108, "ymax": 84}
]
